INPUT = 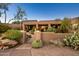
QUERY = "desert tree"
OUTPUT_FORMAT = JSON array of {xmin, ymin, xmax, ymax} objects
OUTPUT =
[
  {"xmin": 59, "ymin": 17, "xmax": 71, "ymax": 33},
  {"xmin": 9, "ymin": 6, "xmax": 26, "ymax": 23},
  {"xmin": 0, "ymin": 3, "xmax": 10, "ymax": 23}
]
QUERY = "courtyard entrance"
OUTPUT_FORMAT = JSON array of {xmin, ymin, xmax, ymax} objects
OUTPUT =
[
  {"xmin": 38, "ymin": 24, "xmax": 48, "ymax": 32},
  {"xmin": 25, "ymin": 25, "xmax": 36, "ymax": 32}
]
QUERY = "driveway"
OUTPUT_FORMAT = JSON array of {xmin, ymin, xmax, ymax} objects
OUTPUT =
[{"xmin": 0, "ymin": 44, "xmax": 79, "ymax": 56}]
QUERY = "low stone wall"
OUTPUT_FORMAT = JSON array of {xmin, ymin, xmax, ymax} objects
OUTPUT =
[
  {"xmin": 19, "ymin": 31, "xmax": 70, "ymax": 44},
  {"xmin": 41, "ymin": 32, "xmax": 69, "ymax": 42},
  {"xmin": 33, "ymin": 32, "xmax": 70, "ymax": 43}
]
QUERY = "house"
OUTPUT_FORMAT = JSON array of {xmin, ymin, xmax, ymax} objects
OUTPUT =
[
  {"xmin": 21, "ymin": 18, "xmax": 79, "ymax": 32},
  {"xmin": 21, "ymin": 20, "xmax": 61, "ymax": 32}
]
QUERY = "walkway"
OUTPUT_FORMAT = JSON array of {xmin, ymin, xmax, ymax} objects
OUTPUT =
[{"xmin": 0, "ymin": 44, "xmax": 79, "ymax": 56}]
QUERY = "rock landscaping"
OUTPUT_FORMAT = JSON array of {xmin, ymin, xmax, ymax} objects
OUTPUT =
[
  {"xmin": 0, "ymin": 36, "xmax": 18, "ymax": 50},
  {"xmin": 0, "ymin": 29, "xmax": 22, "ymax": 50}
]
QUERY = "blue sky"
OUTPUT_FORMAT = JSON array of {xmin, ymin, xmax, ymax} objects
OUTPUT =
[{"xmin": 1, "ymin": 3, "xmax": 79, "ymax": 23}]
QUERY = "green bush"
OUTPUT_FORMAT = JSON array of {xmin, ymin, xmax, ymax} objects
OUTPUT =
[
  {"xmin": 4, "ymin": 30, "xmax": 22, "ymax": 41},
  {"xmin": 72, "ymin": 24, "xmax": 78, "ymax": 30},
  {"xmin": 58, "ymin": 18, "xmax": 71, "ymax": 33},
  {"xmin": 0, "ymin": 23, "xmax": 11, "ymax": 33},
  {"xmin": 63, "ymin": 32, "xmax": 79, "ymax": 50},
  {"xmin": 47, "ymin": 27, "xmax": 56, "ymax": 32},
  {"xmin": 32, "ymin": 39, "xmax": 43, "ymax": 48}
]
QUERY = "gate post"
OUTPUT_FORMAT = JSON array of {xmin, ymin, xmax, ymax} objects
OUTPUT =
[
  {"xmin": 34, "ymin": 30, "xmax": 42, "ymax": 40},
  {"xmin": 20, "ymin": 30, "xmax": 26, "ymax": 44}
]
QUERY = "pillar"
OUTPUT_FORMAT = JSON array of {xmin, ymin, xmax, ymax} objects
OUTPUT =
[
  {"xmin": 20, "ymin": 22, "xmax": 22, "ymax": 30},
  {"xmin": 23, "ymin": 24, "xmax": 25, "ymax": 31},
  {"xmin": 20, "ymin": 31, "xmax": 26, "ymax": 44},
  {"xmin": 34, "ymin": 31, "xmax": 41, "ymax": 40},
  {"xmin": 48, "ymin": 24, "xmax": 51, "ymax": 28},
  {"xmin": 36, "ymin": 24, "xmax": 38, "ymax": 30}
]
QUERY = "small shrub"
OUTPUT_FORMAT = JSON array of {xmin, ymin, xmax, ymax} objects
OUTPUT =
[
  {"xmin": 0, "ymin": 23, "xmax": 11, "ymax": 33},
  {"xmin": 47, "ymin": 27, "xmax": 56, "ymax": 32},
  {"xmin": 32, "ymin": 39, "xmax": 43, "ymax": 48},
  {"xmin": 72, "ymin": 24, "xmax": 78, "ymax": 30},
  {"xmin": 58, "ymin": 18, "xmax": 71, "ymax": 33},
  {"xmin": 4, "ymin": 30, "xmax": 22, "ymax": 42},
  {"xmin": 63, "ymin": 32, "xmax": 79, "ymax": 50},
  {"xmin": 71, "ymin": 24, "xmax": 79, "ymax": 31}
]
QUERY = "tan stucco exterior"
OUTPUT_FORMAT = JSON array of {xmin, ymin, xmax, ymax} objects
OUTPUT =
[
  {"xmin": 22, "ymin": 20, "xmax": 61, "ymax": 31},
  {"xmin": 21, "ymin": 19, "xmax": 79, "ymax": 31}
]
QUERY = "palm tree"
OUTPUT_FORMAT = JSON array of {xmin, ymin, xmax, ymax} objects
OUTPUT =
[
  {"xmin": 0, "ymin": 11, "xmax": 2, "ymax": 23},
  {"xmin": 0, "ymin": 3, "xmax": 9, "ymax": 23}
]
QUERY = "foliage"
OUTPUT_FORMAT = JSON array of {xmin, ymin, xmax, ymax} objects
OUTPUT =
[
  {"xmin": 59, "ymin": 18, "xmax": 71, "ymax": 33},
  {"xmin": 8, "ymin": 6, "xmax": 26, "ymax": 23},
  {"xmin": 0, "ymin": 3, "xmax": 10, "ymax": 23},
  {"xmin": 47, "ymin": 27, "xmax": 56, "ymax": 32},
  {"xmin": 72, "ymin": 24, "xmax": 79, "ymax": 31},
  {"xmin": 4, "ymin": 29, "xmax": 22, "ymax": 41},
  {"xmin": 0, "ymin": 3, "xmax": 9, "ymax": 10},
  {"xmin": 0, "ymin": 23, "xmax": 11, "ymax": 33},
  {"xmin": 12, "ymin": 21, "xmax": 21, "ymax": 24},
  {"xmin": 63, "ymin": 32, "xmax": 79, "ymax": 50},
  {"xmin": 32, "ymin": 39, "xmax": 43, "ymax": 48},
  {"xmin": 77, "ymin": 24, "xmax": 79, "ymax": 30},
  {"xmin": 14, "ymin": 6, "xmax": 26, "ymax": 20}
]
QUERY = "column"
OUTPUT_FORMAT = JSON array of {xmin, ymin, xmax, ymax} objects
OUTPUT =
[
  {"xmin": 36, "ymin": 24, "xmax": 38, "ymax": 30},
  {"xmin": 34, "ymin": 31, "xmax": 42, "ymax": 40},
  {"xmin": 20, "ymin": 31, "xmax": 26, "ymax": 44},
  {"xmin": 48, "ymin": 24, "xmax": 51, "ymax": 28},
  {"xmin": 23, "ymin": 24, "xmax": 25, "ymax": 31}
]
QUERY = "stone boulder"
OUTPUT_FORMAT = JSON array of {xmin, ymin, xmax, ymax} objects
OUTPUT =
[
  {"xmin": 0, "ymin": 39, "xmax": 18, "ymax": 46},
  {"xmin": 7, "ymin": 40, "xmax": 18, "ymax": 46},
  {"xmin": 0, "ymin": 34, "xmax": 6, "ymax": 40},
  {"xmin": 0, "ymin": 39, "xmax": 10, "ymax": 45}
]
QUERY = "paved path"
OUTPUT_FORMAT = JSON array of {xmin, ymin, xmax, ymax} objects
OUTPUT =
[{"xmin": 0, "ymin": 44, "xmax": 79, "ymax": 56}]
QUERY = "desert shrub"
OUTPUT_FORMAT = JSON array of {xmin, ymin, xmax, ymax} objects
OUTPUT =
[
  {"xmin": 4, "ymin": 29, "xmax": 22, "ymax": 41},
  {"xmin": 63, "ymin": 32, "xmax": 79, "ymax": 50},
  {"xmin": 72, "ymin": 24, "xmax": 78, "ymax": 30},
  {"xmin": 0, "ymin": 23, "xmax": 11, "ymax": 33},
  {"xmin": 47, "ymin": 27, "xmax": 56, "ymax": 32},
  {"xmin": 32, "ymin": 39, "xmax": 43, "ymax": 48},
  {"xmin": 58, "ymin": 18, "xmax": 71, "ymax": 33},
  {"xmin": 71, "ymin": 24, "xmax": 79, "ymax": 31}
]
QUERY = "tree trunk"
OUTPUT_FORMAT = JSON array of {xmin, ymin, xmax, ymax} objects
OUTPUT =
[{"xmin": 4, "ymin": 10, "xmax": 6, "ymax": 23}]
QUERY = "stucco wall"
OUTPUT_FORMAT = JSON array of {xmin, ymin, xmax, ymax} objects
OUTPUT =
[
  {"xmin": 33, "ymin": 32, "xmax": 70, "ymax": 42},
  {"xmin": 7, "ymin": 24, "xmax": 21, "ymax": 30},
  {"xmin": 41, "ymin": 32, "xmax": 69, "ymax": 42}
]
